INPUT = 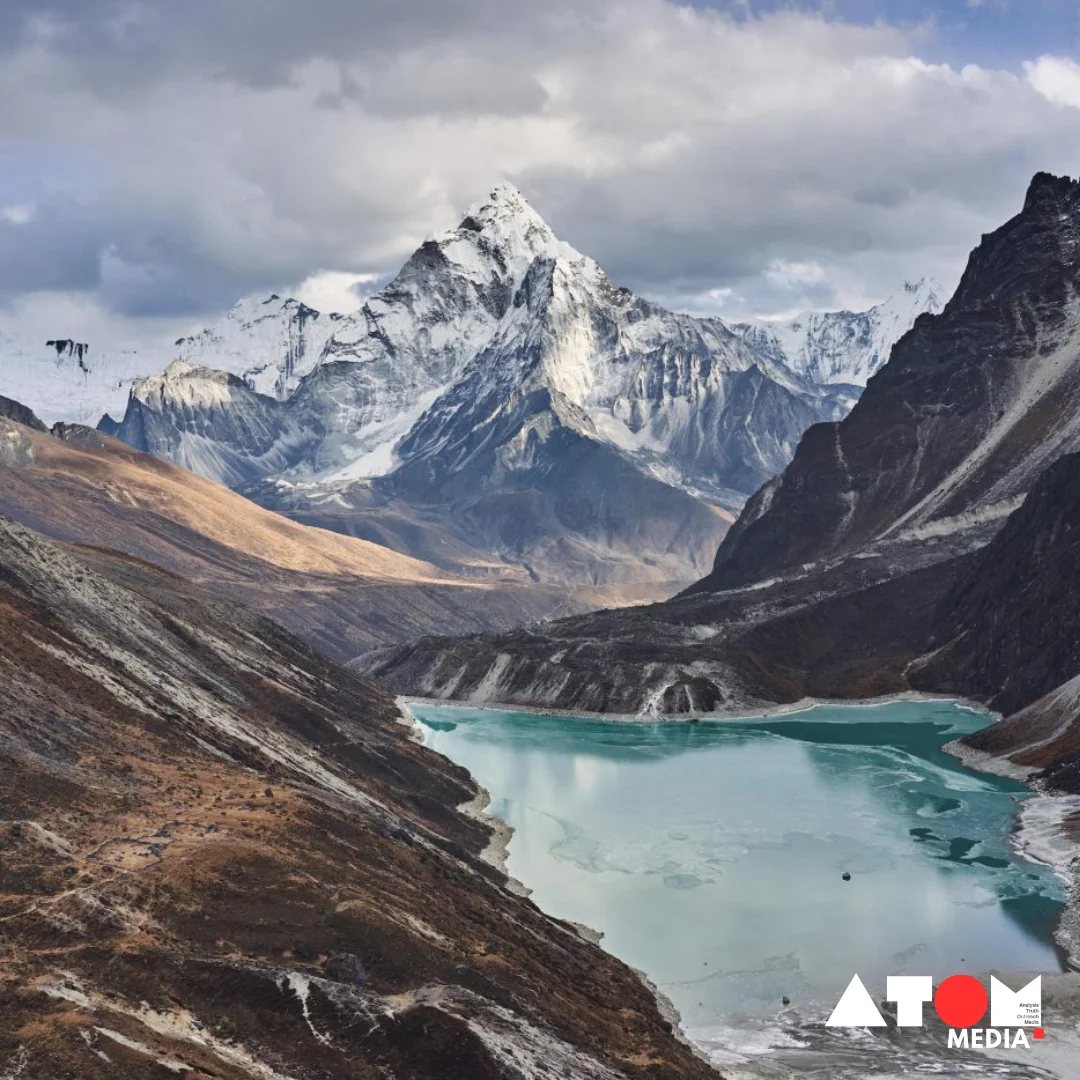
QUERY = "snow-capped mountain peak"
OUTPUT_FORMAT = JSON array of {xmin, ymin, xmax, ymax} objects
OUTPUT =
[
  {"xmin": 131, "ymin": 360, "xmax": 237, "ymax": 411},
  {"xmin": 2, "ymin": 180, "xmax": 948, "ymax": 587},
  {"xmin": 286, "ymin": 184, "xmax": 607, "ymax": 483},
  {"xmin": 449, "ymin": 182, "xmax": 572, "ymax": 273}
]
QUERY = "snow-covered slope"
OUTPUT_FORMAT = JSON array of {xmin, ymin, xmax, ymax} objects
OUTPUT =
[
  {"xmin": 0, "ymin": 332, "xmax": 167, "ymax": 428},
  {"xmin": 730, "ymin": 278, "xmax": 946, "ymax": 387},
  {"xmin": 175, "ymin": 293, "xmax": 344, "ymax": 399},
  {"xmin": 304, "ymin": 185, "xmax": 854, "ymax": 497}
]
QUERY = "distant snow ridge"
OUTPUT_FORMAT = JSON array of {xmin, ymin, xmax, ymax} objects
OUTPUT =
[
  {"xmin": 0, "ymin": 294, "xmax": 344, "ymax": 429},
  {"xmin": 0, "ymin": 330, "xmax": 162, "ymax": 428},
  {"xmin": 175, "ymin": 293, "xmax": 344, "ymax": 400},
  {"xmin": 730, "ymin": 278, "xmax": 946, "ymax": 387}
]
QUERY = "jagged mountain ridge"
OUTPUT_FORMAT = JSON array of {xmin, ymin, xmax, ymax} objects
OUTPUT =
[
  {"xmin": 700, "ymin": 172, "xmax": 1080, "ymax": 592},
  {"xmin": 385, "ymin": 230, "xmax": 856, "ymax": 504},
  {"xmin": 115, "ymin": 185, "xmax": 862, "ymax": 501},
  {"xmin": 729, "ymin": 277, "xmax": 946, "ymax": 387},
  {"xmin": 107, "ymin": 184, "xmax": 911, "ymax": 586},
  {"xmin": 108, "ymin": 362, "xmax": 314, "ymax": 488},
  {"xmin": 173, "ymin": 292, "xmax": 344, "ymax": 400}
]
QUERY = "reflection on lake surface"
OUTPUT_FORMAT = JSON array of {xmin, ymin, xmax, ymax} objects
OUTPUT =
[{"xmin": 412, "ymin": 700, "xmax": 1065, "ymax": 1066}]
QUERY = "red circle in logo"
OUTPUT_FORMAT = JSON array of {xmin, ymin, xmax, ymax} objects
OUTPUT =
[{"xmin": 934, "ymin": 975, "xmax": 988, "ymax": 1028}]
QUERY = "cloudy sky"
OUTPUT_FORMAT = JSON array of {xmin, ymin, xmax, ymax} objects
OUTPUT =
[{"xmin": 1, "ymin": 0, "xmax": 1079, "ymax": 349}]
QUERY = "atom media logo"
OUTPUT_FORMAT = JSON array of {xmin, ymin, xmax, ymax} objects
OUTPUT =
[{"xmin": 826, "ymin": 973, "xmax": 1043, "ymax": 1049}]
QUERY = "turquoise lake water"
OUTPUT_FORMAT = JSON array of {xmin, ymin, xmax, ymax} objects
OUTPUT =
[{"xmin": 411, "ymin": 700, "xmax": 1066, "ymax": 1063}]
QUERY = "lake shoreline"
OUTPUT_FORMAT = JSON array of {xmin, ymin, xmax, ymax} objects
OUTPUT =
[
  {"xmin": 406, "ymin": 690, "xmax": 1080, "ymax": 941},
  {"xmin": 943, "ymin": 732, "xmax": 1080, "ymax": 972},
  {"xmin": 399, "ymin": 688, "xmax": 989, "ymax": 724},
  {"xmin": 404, "ymin": 693, "xmax": 1080, "ymax": 1075}
]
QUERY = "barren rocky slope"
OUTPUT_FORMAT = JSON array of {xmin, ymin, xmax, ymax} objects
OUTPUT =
[{"xmin": 0, "ymin": 512, "xmax": 713, "ymax": 1079}]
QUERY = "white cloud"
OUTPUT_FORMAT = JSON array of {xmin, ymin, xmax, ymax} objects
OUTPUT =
[
  {"xmin": 0, "ymin": 288, "xmax": 203, "ymax": 352},
  {"xmin": 1, "ymin": 204, "xmax": 34, "ymax": 225},
  {"xmin": 0, "ymin": 1, "xmax": 1076, "ymax": 346},
  {"xmin": 1024, "ymin": 55, "xmax": 1080, "ymax": 110},
  {"xmin": 766, "ymin": 260, "xmax": 828, "ymax": 289},
  {"xmin": 294, "ymin": 270, "xmax": 380, "ymax": 313}
]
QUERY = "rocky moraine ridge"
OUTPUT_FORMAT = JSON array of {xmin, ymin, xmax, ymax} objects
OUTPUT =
[{"xmin": 363, "ymin": 173, "xmax": 1080, "ymax": 793}]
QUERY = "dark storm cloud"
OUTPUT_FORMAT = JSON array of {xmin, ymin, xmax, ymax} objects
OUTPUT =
[
  {"xmin": 0, "ymin": 197, "xmax": 105, "ymax": 295},
  {"xmin": 0, "ymin": 0, "xmax": 584, "ymax": 95}
]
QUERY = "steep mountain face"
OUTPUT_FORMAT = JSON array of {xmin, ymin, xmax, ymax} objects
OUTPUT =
[
  {"xmin": 112, "ymin": 361, "xmax": 316, "ymax": 488},
  {"xmin": 386, "ymin": 243, "xmax": 851, "ymax": 506},
  {"xmin": 0, "ymin": 411, "xmax": 627, "ymax": 661},
  {"xmin": 0, "ymin": 512, "xmax": 711, "ymax": 1079},
  {"xmin": 106, "ymin": 184, "xmax": 853, "ymax": 586},
  {"xmin": 364, "ymin": 174, "xmax": 1080, "ymax": 795},
  {"xmin": 910, "ymin": 450, "xmax": 1080, "ymax": 790},
  {"xmin": 700, "ymin": 173, "xmax": 1080, "ymax": 593},
  {"xmin": 729, "ymin": 278, "xmax": 945, "ymax": 387},
  {"xmin": 297, "ymin": 183, "xmax": 576, "ymax": 478}
]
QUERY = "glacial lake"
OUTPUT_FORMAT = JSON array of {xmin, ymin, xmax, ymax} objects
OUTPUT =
[{"xmin": 411, "ymin": 699, "xmax": 1067, "ymax": 1067}]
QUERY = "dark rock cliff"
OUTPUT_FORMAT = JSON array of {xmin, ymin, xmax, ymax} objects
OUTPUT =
[
  {"xmin": 698, "ymin": 172, "xmax": 1080, "ymax": 592},
  {"xmin": 0, "ymin": 393, "xmax": 46, "ymax": 432},
  {"xmin": 914, "ymin": 449, "xmax": 1080, "ymax": 715}
]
